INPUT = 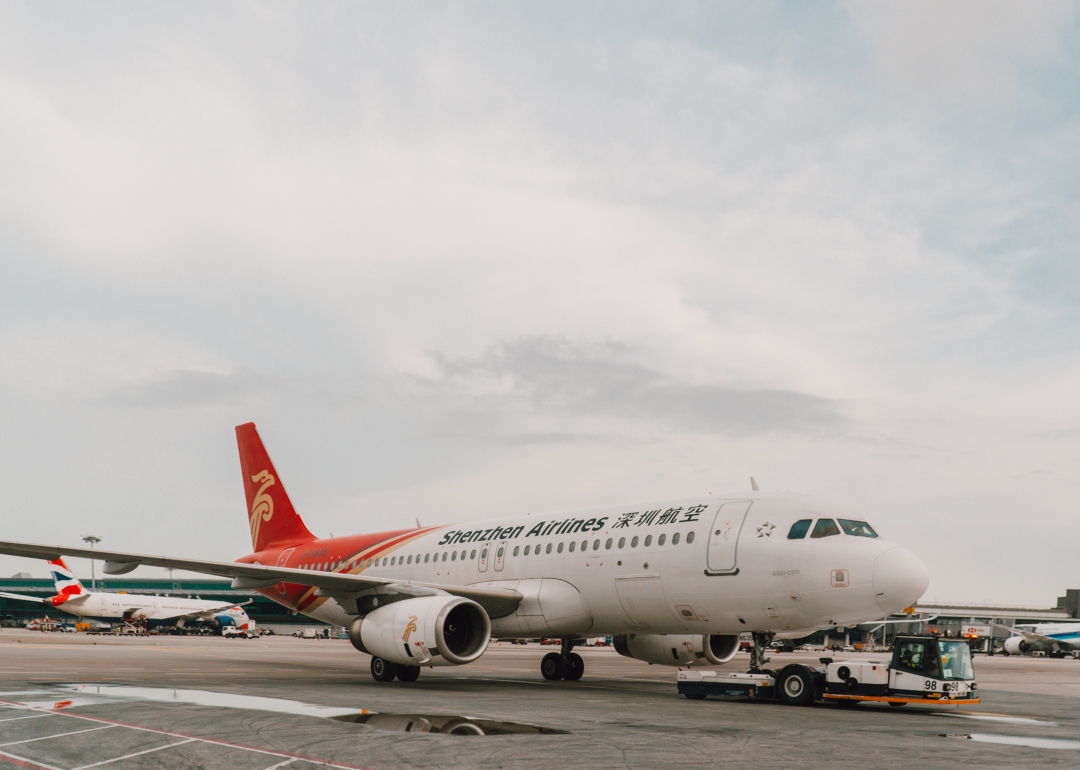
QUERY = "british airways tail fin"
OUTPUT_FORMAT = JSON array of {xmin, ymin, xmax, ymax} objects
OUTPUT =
[
  {"xmin": 49, "ymin": 557, "xmax": 86, "ymax": 598},
  {"xmin": 235, "ymin": 423, "xmax": 316, "ymax": 552}
]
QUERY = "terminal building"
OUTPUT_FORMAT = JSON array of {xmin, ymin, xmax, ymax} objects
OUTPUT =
[{"xmin": 2, "ymin": 574, "xmax": 1077, "ymax": 647}]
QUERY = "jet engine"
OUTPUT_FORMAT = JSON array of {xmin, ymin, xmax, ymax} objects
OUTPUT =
[
  {"xmin": 1003, "ymin": 636, "xmax": 1030, "ymax": 655},
  {"xmin": 350, "ymin": 595, "xmax": 490, "ymax": 667},
  {"xmin": 613, "ymin": 633, "xmax": 740, "ymax": 666}
]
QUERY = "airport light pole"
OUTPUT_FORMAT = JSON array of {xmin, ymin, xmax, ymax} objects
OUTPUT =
[{"xmin": 81, "ymin": 536, "xmax": 102, "ymax": 589}]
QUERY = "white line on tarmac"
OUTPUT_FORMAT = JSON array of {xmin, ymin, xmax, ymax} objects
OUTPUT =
[
  {"xmin": 0, "ymin": 713, "xmax": 54, "ymax": 723},
  {"xmin": 0, "ymin": 723, "xmax": 116, "ymax": 747},
  {"xmin": 69, "ymin": 737, "xmax": 198, "ymax": 769},
  {"xmin": 0, "ymin": 748, "xmax": 65, "ymax": 770}
]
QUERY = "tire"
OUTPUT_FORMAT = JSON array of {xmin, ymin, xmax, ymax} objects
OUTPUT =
[
  {"xmin": 564, "ymin": 653, "xmax": 584, "ymax": 681},
  {"xmin": 370, "ymin": 656, "xmax": 399, "ymax": 682},
  {"xmin": 777, "ymin": 668, "xmax": 815, "ymax": 706},
  {"xmin": 541, "ymin": 652, "xmax": 566, "ymax": 680},
  {"xmin": 396, "ymin": 665, "xmax": 421, "ymax": 682}
]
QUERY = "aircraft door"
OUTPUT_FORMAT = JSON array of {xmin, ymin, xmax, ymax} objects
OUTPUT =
[
  {"xmin": 494, "ymin": 541, "xmax": 507, "ymax": 572},
  {"xmin": 275, "ymin": 548, "xmax": 295, "ymax": 596},
  {"xmin": 478, "ymin": 543, "xmax": 491, "ymax": 572},
  {"xmin": 706, "ymin": 501, "xmax": 752, "ymax": 575}
]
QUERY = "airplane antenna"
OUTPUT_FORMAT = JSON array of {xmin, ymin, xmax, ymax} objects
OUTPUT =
[
  {"xmin": 750, "ymin": 477, "xmax": 760, "ymax": 492},
  {"xmin": 415, "ymin": 518, "xmax": 422, "ymax": 529}
]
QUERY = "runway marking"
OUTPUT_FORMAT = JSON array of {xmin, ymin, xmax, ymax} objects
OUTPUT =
[
  {"xmin": 0, "ymin": 699, "xmax": 373, "ymax": 770},
  {"xmin": 0, "ymin": 723, "xmax": 116, "ymax": 747},
  {"xmin": 263, "ymin": 758, "xmax": 299, "ymax": 769},
  {"xmin": 68, "ymin": 737, "xmax": 198, "ymax": 769},
  {"xmin": 0, "ymin": 748, "xmax": 65, "ymax": 770},
  {"xmin": 0, "ymin": 714, "xmax": 53, "ymax": 724}
]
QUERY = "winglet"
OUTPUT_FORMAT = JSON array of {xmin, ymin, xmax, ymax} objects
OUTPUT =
[{"xmin": 751, "ymin": 477, "xmax": 760, "ymax": 492}]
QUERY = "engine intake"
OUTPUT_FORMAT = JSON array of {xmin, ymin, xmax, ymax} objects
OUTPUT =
[
  {"xmin": 353, "ymin": 595, "xmax": 491, "ymax": 666},
  {"xmin": 613, "ymin": 633, "xmax": 740, "ymax": 666}
]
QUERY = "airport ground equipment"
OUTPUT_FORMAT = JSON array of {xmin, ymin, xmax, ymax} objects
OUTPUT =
[{"xmin": 677, "ymin": 634, "xmax": 979, "ymax": 706}]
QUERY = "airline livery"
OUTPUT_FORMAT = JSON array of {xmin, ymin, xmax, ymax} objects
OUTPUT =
[
  {"xmin": 0, "ymin": 423, "xmax": 929, "ymax": 682},
  {"xmin": 0, "ymin": 558, "xmax": 253, "ymax": 631},
  {"xmin": 1002, "ymin": 623, "xmax": 1080, "ymax": 657}
]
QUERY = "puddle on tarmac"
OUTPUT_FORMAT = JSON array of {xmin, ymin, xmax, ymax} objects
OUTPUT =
[
  {"xmin": 929, "ymin": 712, "xmax": 1056, "ymax": 726},
  {"xmin": 4, "ymin": 685, "xmax": 564, "ymax": 737},
  {"xmin": 333, "ymin": 713, "xmax": 566, "ymax": 735},
  {"xmin": 940, "ymin": 734, "xmax": 1080, "ymax": 750}
]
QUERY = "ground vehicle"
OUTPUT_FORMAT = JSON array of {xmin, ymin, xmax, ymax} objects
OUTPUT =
[{"xmin": 677, "ymin": 635, "xmax": 979, "ymax": 707}]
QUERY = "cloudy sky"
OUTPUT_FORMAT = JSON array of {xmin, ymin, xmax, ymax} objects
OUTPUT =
[{"xmin": 1, "ymin": 1, "xmax": 1078, "ymax": 606}]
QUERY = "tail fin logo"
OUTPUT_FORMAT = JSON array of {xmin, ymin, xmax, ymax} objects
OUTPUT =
[
  {"xmin": 48, "ymin": 558, "xmax": 84, "ymax": 597},
  {"xmin": 402, "ymin": 615, "xmax": 419, "ymax": 643},
  {"xmin": 249, "ymin": 470, "xmax": 276, "ymax": 547}
]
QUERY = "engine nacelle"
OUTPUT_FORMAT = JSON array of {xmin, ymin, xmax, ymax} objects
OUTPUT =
[
  {"xmin": 613, "ymin": 633, "xmax": 740, "ymax": 666},
  {"xmin": 354, "ymin": 595, "xmax": 491, "ymax": 667},
  {"xmin": 1003, "ymin": 636, "xmax": 1029, "ymax": 655}
]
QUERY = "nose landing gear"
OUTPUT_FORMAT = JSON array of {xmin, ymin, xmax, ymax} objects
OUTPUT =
[
  {"xmin": 541, "ymin": 638, "xmax": 584, "ymax": 681},
  {"xmin": 749, "ymin": 632, "xmax": 774, "ymax": 672}
]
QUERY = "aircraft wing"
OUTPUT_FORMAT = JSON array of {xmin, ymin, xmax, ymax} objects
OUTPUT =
[
  {"xmin": 0, "ymin": 591, "xmax": 46, "ymax": 604},
  {"xmin": 0, "ymin": 540, "xmax": 522, "ymax": 618},
  {"xmin": 993, "ymin": 623, "xmax": 1080, "ymax": 650}
]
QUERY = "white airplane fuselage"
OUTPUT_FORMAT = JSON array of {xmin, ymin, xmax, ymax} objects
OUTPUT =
[{"xmin": 268, "ymin": 494, "xmax": 928, "ymax": 639}]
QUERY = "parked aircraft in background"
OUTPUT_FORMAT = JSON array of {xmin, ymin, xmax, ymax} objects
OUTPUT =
[
  {"xmin": 0, "ymin": 423, "xmax": 929, "ymax": 684},
  {"xmin": 1001, "ymin": 623, "xmax": 1080, "ymax": 657},
  {"xmin": 0, "ymin": 558, "xmax": 252, "ymax": 632}
]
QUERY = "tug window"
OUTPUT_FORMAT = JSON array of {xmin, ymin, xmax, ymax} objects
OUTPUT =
[
  {"xmin": 787, "ymin": 519, "xmax": 812, "ymax": 539},
  {"xmin": 838, "ymin": 519, "xmax": 878, "ymax": 538},
  {"xmin": 810, "ymin": 519, "xmax": 841, "ymax": 538}
]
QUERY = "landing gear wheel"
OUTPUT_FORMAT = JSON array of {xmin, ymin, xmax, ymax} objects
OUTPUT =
[
  {"xmin": 777, "ymin": 668, "xmax": 815, "ymax": 706},
  {"xmin": 370, "ymin": 656, "xmax": 398, "ymax": 682},
  {"xmin": 564, "ymin": 652, "xmax": 584, "ymax": 681},
  {"xmin": 396, "ymin": 665, "xmax": 421, "ymax": 682},
  {"xmin": 541, "ymin": 652, "xmax": 566, "ymax": 680}
]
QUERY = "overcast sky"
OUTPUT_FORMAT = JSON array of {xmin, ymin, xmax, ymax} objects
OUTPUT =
[{"xmin": 1, "ymin": 1, "xmax": 1078, "ymax": 606}]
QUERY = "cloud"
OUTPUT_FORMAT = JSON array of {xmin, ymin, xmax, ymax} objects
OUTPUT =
[{"xmin": 426, "ymin": 336, "xmax": 846, "ymax": 438}]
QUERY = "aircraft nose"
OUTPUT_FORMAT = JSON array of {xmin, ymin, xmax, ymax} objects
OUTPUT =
[{"xmin": 873, "ymin": 546, "xmax": 929, "ymax": 614}]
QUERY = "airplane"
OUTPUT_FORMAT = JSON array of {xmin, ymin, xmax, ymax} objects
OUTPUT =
[
  {"xmin": 1000, "ymin": 623, "xmax": 1080, "ymax": 657},
  {"xmin": 0, "ymin": 557, "xmax": 253, "ymax": 633},
  {"xmin": 0, "ymin": 422, "xmax": 930, "ymax": 683}
]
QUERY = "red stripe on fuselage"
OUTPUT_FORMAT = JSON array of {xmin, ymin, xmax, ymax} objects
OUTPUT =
[{"xmin": 240, "ymin": 526, "xmax": 447, "ymax": 614}]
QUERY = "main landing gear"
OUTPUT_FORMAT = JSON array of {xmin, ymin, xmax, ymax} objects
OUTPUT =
[
  {"xmin": 749, "ymin": 632, "xmax": 775, "ymax": 672},
  {"xmin": 370, "ymin": 656, "xmax": 421, "ymax": 683},
  {"xmin": 541, "ymin": 638, "xmax": 584, "ymax": 681}
]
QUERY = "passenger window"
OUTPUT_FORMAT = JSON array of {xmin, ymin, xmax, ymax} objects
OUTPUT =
[
  {"xmin": 686, "ymin": 531, "xmax": 695, "ymax": 544},
  {"xmin": 524, "ymin": 545, "xmax": 531, "ymax": 555},
  {"xmin": 441, "ymin": 552, "xmax": 447, "ymax": 562},
  {"xmin": 593, "ymin": 539, "xmax": 600, "ymax": 550},
  {"xmin": 461, "ymin": 550, "xmax": 467, "ymax": 560},
  {"xmin": 618, "ymin": 537, "xmax": 626, "ymax": 548},
  {"xmin": 545, "ymin": 543, "xmax": 552, "ymax": 554},
  {"xmin": 481, "ymin": 548, "xmax": 488, "ymax": 559},
  {"xmin": 383, "ymin": 557, "xmax": 389, "ymax": 566},
  {"xmin": 451, "ymin": 552, "xmax": 457, "ymax": 561},
  {"xmin": 407, "ymin": 555, "xmax": 413, "ymax": 564},
  {"xmin": 644, "ymin": 535, "xmax": 652, "ymax": 547},
  {"xmin": 513, "ymin": 546, "xmax": 519, "ymax": 556},
  {"xmin": 631, "ymin": 536, "xmax": 639, "ymax": 547},
  {"xmin": 787, "ymin": 519, "xmax": 812, "ymax": 539},
  {"xmin": 605, "ymin": 538, "xmax": 612, "ymax": 549},
  {"xmin": 672, "ymin": 533, "xmax": 680, "ymax": 545},
  {"xmin": 838, "ymin": 519, "xmax": 878, "ymax": 538},
  {"xmin": 496, "ymin": 546, "xmax": 504, "ymax": 558},
  {"xmin": 557, "ymin": 542, "xmax": 564, "ymax": 553},
  {"xmin": 810, "ymin": 519, "xmax": 841, "ymax": 538},
  {"xmin": 658, "ymin": 534, "xmax": 666, "ymax": 546},
  {"xmin": 569, "ymin": 541, "xmax": 576, "ymax": 552},
  {"xmin": 424, "ymin": 554, "xmax": 430, "ymax": 563},
  {"xmin": 470, "ymin": 549, "xmax": 476, "ymax": 559}
]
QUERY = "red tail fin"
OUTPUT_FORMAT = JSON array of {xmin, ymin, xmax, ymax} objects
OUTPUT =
[{"xmin": 236, "ymin": 423, "xmax": 316, "ymax": 552}]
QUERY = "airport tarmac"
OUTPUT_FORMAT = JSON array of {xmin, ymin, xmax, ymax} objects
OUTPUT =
[{"xmin": 2, "ymin": 630, "xmax": 1079, "ymax": 769}]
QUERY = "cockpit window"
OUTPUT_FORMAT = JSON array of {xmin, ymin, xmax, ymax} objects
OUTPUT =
[
  {"xmin": 838, "ymin": 519, "xmax": 878, "ymax": 538},
  {"xmin": 810, "ymin": 518, "xmax": 840, "ymax": 538},
  {"xmin": 787, "ymin": 519, "xmax": 812, "ymax": 539}
]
